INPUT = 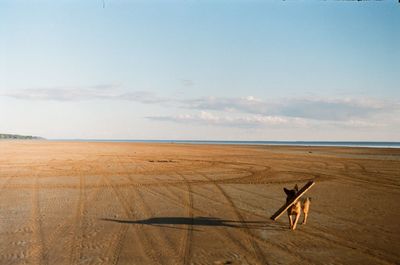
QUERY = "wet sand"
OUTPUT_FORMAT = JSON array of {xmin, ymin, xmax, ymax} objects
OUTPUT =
[{"xmin": 0, "ymin": 141, "xmax": 399, "ymax": 265}]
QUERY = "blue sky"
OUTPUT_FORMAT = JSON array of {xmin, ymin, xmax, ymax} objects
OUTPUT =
[{"xmin": 1, "ymin": 1, "xmax": 399, "ymax": 140}]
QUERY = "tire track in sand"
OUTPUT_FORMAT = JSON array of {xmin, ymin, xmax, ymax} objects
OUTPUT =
[
  {"xmin": 196, "ymin": 172, "xmax": 267, "ymax": 265},
  {"xmin": 173, "ymin": 172, "xmax": 316, "ymax": 264},
  {"xmin": 102, "ymin": 156, "xmax": 133, "ymax": 265},
  {"xmin": 226, "ymin": 184, "xmax": 397, "ymax": 265},
  {"xmin": 125, "ymin": 161, "xmax": 307, "ymax": 264},
  {"xmin": 122, "ymin": 160, "xmax": 189, "ymax": 264},
  {"xmin": 68, "ymin": 157, "xmax": 129, "ymax": 265},
  {"xmin": 144, "ymin": 172, "xmax": 261, "ymax": 264},
  {"xmin": 133, "ymin": 176, "xmax": 261, "ymax": 264},
  {"xmin": 176, "ymin": 173, "xmax": 194, "ymax": 265},
  {"xmin": 69, "ymin": 174, "xmax": 86, "ymax": 265},
  {"xmin": 29, "ymin": 174, "xmax": 45, "ymax": 265},
  {"xmin": 103, "ymin": 155, "xmax": 152, "ymax": 265},
  {"xmin": 42, "ymin": 174, "xmax": 105, "ymax": 262},
  {"xmin": 102, "ymin": 195, "xmax": 129, "ymax": 265},
  {"xmin": 103, "ymin": 172, "xmax": 160, "ymax": 265},
  {"xmin": 128, "ymin": 176, "xmax": 184, "ymax": 264}
]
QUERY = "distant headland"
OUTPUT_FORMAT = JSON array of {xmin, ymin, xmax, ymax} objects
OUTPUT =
[{"xmin": 0, "ymin": 134, "xmax": 44, "ymax": 140}]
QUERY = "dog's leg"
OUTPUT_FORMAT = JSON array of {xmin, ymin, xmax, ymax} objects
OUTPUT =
[
  {"xmin": 288, "ymin": 214, "xmax": 293, "ymax": 229},
  {"xmin": 302, "ymin": 212, "xmax": 308, "ymax": 225},
  {"xmin": 302, "ymin": 198, "xmax": 310, "ymax": 225},
  {"xmin": 292, "ymin": 212, "xmax": 301, "ymax": 230}
]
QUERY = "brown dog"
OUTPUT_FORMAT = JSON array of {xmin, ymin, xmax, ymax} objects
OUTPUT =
[{"xmin": 284, "ymin": 184, "xmax": 311, "ymax": 230}]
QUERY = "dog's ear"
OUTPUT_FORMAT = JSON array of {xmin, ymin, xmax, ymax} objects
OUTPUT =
[
  {"xmin": 294, "ymin": 184, "xmax": 299, "ymax": 192},
  {"xmin": 284, "ymin": 188, "xmax": 290, "ymax": 195}
]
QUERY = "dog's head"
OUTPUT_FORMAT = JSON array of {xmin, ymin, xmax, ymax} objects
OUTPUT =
[{"xmin": 284, "ymin": 184, "xmax": 299, "ymax": 203}]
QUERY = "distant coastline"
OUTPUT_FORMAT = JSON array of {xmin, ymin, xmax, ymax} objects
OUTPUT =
[
  {"xmin": 50, "ymin": 139, "xmax": 400, "ymax": 148},
  {"xmin": 0, "ymin": 134, "xmax": 44, "ymax": 140}
]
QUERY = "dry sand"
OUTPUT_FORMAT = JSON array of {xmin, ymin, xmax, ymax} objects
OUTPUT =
[{"xmin": 0, "ymin": 141, "xmax": 399, "ymax": 265}]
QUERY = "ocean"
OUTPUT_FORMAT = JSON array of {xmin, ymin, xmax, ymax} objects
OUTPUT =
[{"xmin": 53, "ymin": 140, "xmax": 400, "ymax": 148}]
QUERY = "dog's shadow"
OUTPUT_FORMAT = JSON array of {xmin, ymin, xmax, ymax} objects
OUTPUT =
[{"xmin": 100, "ymin": 216, "xmax": 286, "ymax": 231}]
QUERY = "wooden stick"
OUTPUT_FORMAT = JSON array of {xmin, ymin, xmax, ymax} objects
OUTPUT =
[{"xmin": 270, "ymin": 180, "xmax": 315, "ymax": 221}]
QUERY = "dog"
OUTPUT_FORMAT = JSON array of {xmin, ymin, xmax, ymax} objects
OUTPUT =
[{"xmin": 284, "ymin": 184, "xmax": 311, "ymax": 230}]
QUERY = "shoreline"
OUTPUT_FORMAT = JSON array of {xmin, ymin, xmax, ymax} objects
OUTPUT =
[{"xmin": 45, "ymin": 139, "xmax": 400, "ymax": 148}]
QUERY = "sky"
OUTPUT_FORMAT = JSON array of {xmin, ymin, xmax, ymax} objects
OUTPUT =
[{"xmin": 0, "ymin": 0, "xmax": 399, "ymax": 141}]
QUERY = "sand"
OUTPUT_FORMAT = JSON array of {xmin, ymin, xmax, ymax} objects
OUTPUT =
[{"xmin": 0, "ymin": 141, "xmax": 399, "ymax": 265}]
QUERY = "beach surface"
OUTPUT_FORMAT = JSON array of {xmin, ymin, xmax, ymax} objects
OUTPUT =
[{"xmin": 0, "ymin": 141, "xmax": 399, "ymax": 265}]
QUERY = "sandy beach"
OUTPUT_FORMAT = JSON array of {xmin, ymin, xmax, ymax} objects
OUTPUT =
[{"xmin": 0, "ymin": 141, "xmax": 399, "ymax": 265}]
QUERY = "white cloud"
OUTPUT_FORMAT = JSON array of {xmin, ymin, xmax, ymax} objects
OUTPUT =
[
  {"xmin": 181, "ymin": 96, "xmax": 398, "ymax": 121},
  {"xmin": 147, "ymin": 111, "xmax": 301, "ymax": 128},
  {"xmin": 4, "ymin": 85, "xmax": 116, "ymax": 101},
  {"xmin": 4, "ymin": 86, "xmax": 399, "ymax": 130},
  {"xmin": 4, "ymin": 85, "xmax": 169, "ymax": 104},
  {"xmin": 181, "ymin": 79, "xmax": 194, "ymax": 87},
  {"xmin": 148, "ymin": 95, "xmax": 400, "ymax": 129}
]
